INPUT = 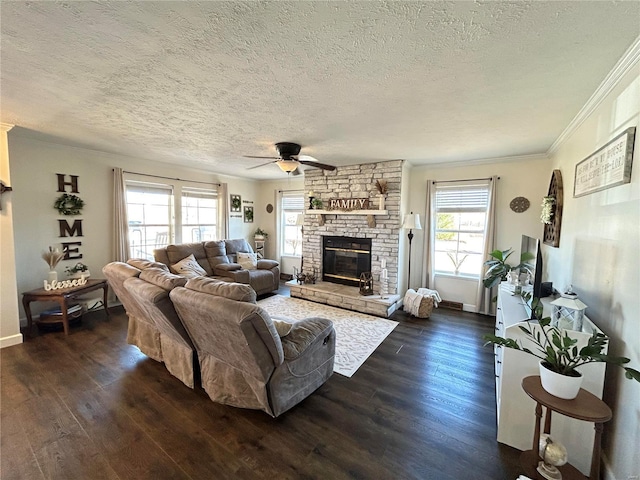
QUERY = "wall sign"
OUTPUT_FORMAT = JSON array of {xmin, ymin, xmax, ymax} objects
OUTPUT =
[
  {"xmin": 56, "ymin": 173, "xmax": 84, "ymax": 260},
  {"xmin": 328, "ymin": 198, "xmax": 370, "ymax": 211},
  {"xmin": 574, "ymin": 127, "xmax": 635, "ymax": 197}
]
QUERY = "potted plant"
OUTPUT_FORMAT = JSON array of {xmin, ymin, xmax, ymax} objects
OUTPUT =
[
  {"xmin": 483, "ymin": 248, "xmax": 535, "ymax": 289},
  {"xmin": 254, "ymin": 228, "xmax": 269, "ymax": 240},
  {"xmin": 311, "ymin": 198, "xmax": 323, "ymax": 210},
  {"xmin": 65, "ymin": 262, "xmax": 90, "ymax": 279},
  {"xmin": 484, "ymin": 293, "xmax": 640, "ymax": 399}
]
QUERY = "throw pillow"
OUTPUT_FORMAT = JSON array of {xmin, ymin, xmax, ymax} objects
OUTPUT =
[
  {"xmin": 272, "ymin": 319, "xmax": 293, "ymax": 337},
  {"xmin": 170, "ymin": 254, "xmax": 207, "ymax": 278},
  {"xmin": 237, "ymin": 252, "xmax": 258, "ymax": 270}
]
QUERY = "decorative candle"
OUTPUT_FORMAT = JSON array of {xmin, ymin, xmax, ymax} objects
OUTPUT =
[{"xmin": 309, "ymin": 191, "xmax": 314, "ymax": 197}]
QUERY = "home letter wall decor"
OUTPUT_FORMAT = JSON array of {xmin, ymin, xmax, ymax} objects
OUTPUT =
[
  {"xmin": 57, "ymin": 173, "xmax": 79, "ymax": 193},
  {"xmin": 55, "ymin": 173, "xmax": 84, "ymax": 260},
  {"xmin": 58, "ymin": 219, "xmax": 84, "ymax": 238}
]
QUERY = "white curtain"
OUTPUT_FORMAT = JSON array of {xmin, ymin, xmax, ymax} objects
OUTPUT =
[
  {"xmin": 113, "ymin": 167, "xmax": 129, "ymax": 262},
  {"xmin": 218, "ymin": 182, "xmax": 229, "ymax": 239},
  {"xmin": 476, "ymin": 175, "xmax": 498, "ymax": 315},
  {"xmin": 420, "ymin": 180, "xmax": 435, "ymax": 288}
]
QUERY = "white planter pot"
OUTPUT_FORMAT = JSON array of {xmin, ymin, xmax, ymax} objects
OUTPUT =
[
  {"xmin": 539, "ymin": 361, "xmax": 583, "ymax": 400},
  {"xmin": 71, "ymin": 270, "xmax": 90, "ymax": 279}
]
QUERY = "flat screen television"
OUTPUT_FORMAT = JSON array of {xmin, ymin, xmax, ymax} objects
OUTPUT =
[{"xmin": 520, "ymin": 235, "xmax": 543, "ymax": 315}]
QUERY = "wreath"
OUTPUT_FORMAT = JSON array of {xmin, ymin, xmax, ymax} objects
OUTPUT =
[{"xmin": 54, "ymin": 193, "xmax": 85, "ymax": 215}]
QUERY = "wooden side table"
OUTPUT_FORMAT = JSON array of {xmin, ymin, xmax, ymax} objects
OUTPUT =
[
  {"xmin": 22, "ymin": 279, "xmax": 110, "ymax": 336},
  {"xmin": 520, "ymin": 375, "xmax": 612, "ymax": 480}
]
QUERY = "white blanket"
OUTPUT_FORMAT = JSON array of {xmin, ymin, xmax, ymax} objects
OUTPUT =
[
  {"xmin": 403, "ymin": 288, "xmax": 442, "ymax": 316},
  {"xmin": 416, "ymin": 288, "xmax": 442, "ymax": 307}
]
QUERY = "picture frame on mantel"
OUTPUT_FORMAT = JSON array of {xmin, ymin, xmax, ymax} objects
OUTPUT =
[{"xmin": 574, "ymin": 126, "xmax": 635, "ymax": 197}]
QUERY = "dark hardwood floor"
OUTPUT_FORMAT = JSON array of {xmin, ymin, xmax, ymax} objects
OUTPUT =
[{"xmin": 1, "ymin": 287, "xmax": 523, "ymax": 479}]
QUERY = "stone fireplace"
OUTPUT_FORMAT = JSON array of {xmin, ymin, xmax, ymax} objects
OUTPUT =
[{"xmin": 300, "ymin": 160, "xmax": 403, "ymax": 296}]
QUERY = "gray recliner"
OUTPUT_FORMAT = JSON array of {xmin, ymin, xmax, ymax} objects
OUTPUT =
[
  {"xmin": 103, "ymin": 260, "xmax": 197, "ymax": 389},
  {"xmin": 170, "ymin": 277, "xmax": 335, "ymax": 417}
]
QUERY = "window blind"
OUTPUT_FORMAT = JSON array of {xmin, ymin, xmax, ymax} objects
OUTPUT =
[
  {"xmin": 282, "ymin": 193, "xmax": 305, "ymax": 210},
  {"xmin": 435, "ymin": 184, "xmax": 489, "ymax": 212},
  {"xmin": 182, "ymin": 186, "xmax": 217, "ymax": 199}
]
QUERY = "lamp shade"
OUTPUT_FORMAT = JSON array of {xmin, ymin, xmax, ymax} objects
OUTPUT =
[
  {"xmin": 295, "ymin": 213, "xmax": 304, "ymax": 226},
  {"xmin": 402, "ymin": 213, "xmax": 422, "ymax": 230},
  {"xmin": 276, "ymin": 160, "xmax": 300, "ymax": 173}
]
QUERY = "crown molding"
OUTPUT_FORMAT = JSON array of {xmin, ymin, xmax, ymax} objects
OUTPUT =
[
  {"xmin": 407, "ymin": 153, "xmax": 548, "ymax": 170},
  {"xmin": 548, "ymin": 36, "xmax": 640, "ymax": 155},
  {"xmin": 0, "ymin": 123, "xmax": 15, "ymax": 132}
]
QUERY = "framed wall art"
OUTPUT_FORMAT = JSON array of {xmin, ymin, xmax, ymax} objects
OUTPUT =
[
  {"xmin": 230, "ymin": 194, "xmax": 242, "ymax": 212},
  {"xmin": 244, "ymin": 206, "xmax": 254, "ymax": 223},
  {"xmin": 574, "ymin": 126, "xmax": 635, "ymax": 197}
]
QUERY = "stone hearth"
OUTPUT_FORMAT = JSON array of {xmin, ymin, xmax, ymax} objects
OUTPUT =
[{"xmin": 286, "ymin": 280, "xmax": 402, "ymax": 318}]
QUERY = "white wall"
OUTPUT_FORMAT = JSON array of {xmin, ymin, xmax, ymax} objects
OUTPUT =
[
  {"xmin": 545, "ymin": 62, "xmax": 640, "ymax": 480},
  {"xmin": 254, "ymin": 177, "xmax": 304, "ymax": 269},
  {"xmin": 407, "ymin": 155, "xmax": 551, "ymax": 309},
  {"xmin": 0, "ymin": 124, "xmax": 22, "ymax": 348},
  {"xmin": 7, "ymin": 133, "xmax": 258, "ymax": 321}
]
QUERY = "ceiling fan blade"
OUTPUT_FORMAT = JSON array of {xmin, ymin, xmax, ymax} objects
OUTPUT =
[
  {"xmin": 244, "ymin": 155, "xmax": 280, "ymax": 160},
  {"xmin": 297, "ymin": 154, "xmax": 318, "ymax": 162},
  {"xmin": 247, "ymin": 161, "xmax": 276, "ymax": 170},
  {"xmin": 299, "ymin": 160, "xmax": 336, "ymax": 171}
]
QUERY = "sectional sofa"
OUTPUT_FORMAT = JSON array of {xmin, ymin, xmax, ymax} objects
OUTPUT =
[
  {"xmin": 153, "ymin": 239, "xmax": 280, "ymax": 295},
  {"xmin": 102, "ymin": 259, "xmax": 336, "ymax": 417}
]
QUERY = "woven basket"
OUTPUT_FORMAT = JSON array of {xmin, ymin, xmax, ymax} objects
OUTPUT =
[{"xmin": 415, "ymin": 295, "xmax": 434, "ymax": 318}]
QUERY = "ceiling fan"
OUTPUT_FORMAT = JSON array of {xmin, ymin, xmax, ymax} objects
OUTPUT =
[{"xmin": 245, "ymin": 142, "xmax": 336, "ymax": 175}]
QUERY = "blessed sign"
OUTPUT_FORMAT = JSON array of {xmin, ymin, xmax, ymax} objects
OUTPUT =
[
  {"xmin": 328, "ymin": 198, "xmax": 370, "ymax": 211},
  {"xmin": 574, "ymin": 127, "xmax": 636, "ymax": 197}
]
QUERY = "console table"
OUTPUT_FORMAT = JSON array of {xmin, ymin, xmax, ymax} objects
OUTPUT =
[
  {"xmin": 520, "ymin": 375, "xmax": 612, "ymax": 480},
  {"xmin": 494, "ymin": 283, "xmax": 607, "ymax": 474},
  {"xmin": 22, "ymin": 279, "xmax": 110, "ymax": 336}
]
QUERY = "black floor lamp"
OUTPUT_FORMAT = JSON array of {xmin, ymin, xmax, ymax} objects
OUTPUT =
[{"xmin": 402, "ymin": 212, "xmax": 422, "ymax": 289}]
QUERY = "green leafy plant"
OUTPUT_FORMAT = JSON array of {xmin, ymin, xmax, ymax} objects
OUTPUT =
[
  {"xmin": 483, "ymin": 293, "xmax": 640, "ymax": 382},
  {"xmin": 64, "ymin": 262, "xmax": 88, "ymax": 276},
  {"xmin": 254, "ymin": 228, "xmax": 268, "ymax": 238},
  {"xmin": 483, "ymin": 248, "xmax": 535, "ymax": 289},
  {"xmin": 54, "ymin": 193, "xmax": 85, "ymax": 215},
  {"xmin": 311, "ymin": 198, "xmax": 323, "ymax": 210}
]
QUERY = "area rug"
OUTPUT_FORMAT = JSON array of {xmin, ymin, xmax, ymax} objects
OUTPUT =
[{"xmin": 257, "ymin": 295, "xmax": 398, "ymax": 377}]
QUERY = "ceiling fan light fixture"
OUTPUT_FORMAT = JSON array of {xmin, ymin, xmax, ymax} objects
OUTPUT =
[{"xmin": 276, "ymin": 160, "xmax": 300, "ymax": 173}]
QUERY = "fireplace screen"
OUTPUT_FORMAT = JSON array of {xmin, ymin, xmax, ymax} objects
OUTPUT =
[{"xmin": 322, "ymin": 236, "xmax": 372, "ymax": 287}]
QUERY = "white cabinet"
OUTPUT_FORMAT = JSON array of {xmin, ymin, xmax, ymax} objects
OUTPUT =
[{"xmin": 494, "ymin": 283, "xmax": 606, "ymax": 476}]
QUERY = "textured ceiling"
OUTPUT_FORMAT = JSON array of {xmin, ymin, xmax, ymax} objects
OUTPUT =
[{"xmin": 1, "ymin": 1, "xmax": 639, "ymax": 179}]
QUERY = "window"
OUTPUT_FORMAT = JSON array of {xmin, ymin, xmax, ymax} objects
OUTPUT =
[
  {"xmin": 126, "ymin": 182, "xmax": 173, "ymax": 260},
  {"xmin": 280, "ymin": 192, "xmax": 304, "ymax": 256},
  {"xmin": 433, "ymin": 182, "xmax": 489, "ymax": 277},
  {"xmin": 125, "ymin": 179, "xmax": 219, "ymax": 260},
  {"xmin": 181, "ymin": 187, "xmax": 218, "ymax": 243}
]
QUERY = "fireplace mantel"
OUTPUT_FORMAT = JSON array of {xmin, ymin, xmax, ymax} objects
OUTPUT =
[{"xmin": 306, "ymin": 209, "xmax": 388, "ymax": 227}]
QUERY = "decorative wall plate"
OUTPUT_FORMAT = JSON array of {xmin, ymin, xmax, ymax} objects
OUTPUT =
[{"xmin": 509, "ymin": 196, "xmax": 530, "ymax": 213}]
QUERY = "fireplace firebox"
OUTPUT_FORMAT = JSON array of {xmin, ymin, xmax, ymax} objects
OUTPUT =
[{"xmin": 322, "ymin": 236, "xmax": 372, "ymax": 287}]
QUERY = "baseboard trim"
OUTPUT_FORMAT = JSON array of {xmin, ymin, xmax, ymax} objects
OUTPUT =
[{"xmin": 1, "ymin": 333, "xmax": 24, "ymax": 349}]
